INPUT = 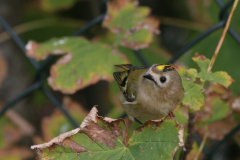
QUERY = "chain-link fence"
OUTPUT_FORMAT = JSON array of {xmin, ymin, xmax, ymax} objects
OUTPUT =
[{"xmin": 0, "ymin": 0, "xmax": 239, "ymax": 159}]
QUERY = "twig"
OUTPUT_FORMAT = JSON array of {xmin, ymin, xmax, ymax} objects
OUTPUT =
[
  {"xmin": 157, "ymin": 16, "xmax": 209, "ymax": 32},
  {"xmin": 6, "ymin": 110, "xmax": 35, "ymax": 136},
  {"xmin": 181, "ymin": 110, "xmax": 196, "ymax": 160},
  {"xmin": 194, "ymin": 125, "xmax": 208, "ymax": 160},
  {"xmin": 207, "ymin": 0, "xmax": 239, "ymax": 73}
]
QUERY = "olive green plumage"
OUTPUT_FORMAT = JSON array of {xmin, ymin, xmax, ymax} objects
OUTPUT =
[{"xmin": 113, "ymin": 64, "xmax": 184, "ymax": 121}]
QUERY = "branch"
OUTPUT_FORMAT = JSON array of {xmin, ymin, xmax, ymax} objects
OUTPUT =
[{"xmin": 181, "ymin": 110, "xmax": 196, "ymax": 160}]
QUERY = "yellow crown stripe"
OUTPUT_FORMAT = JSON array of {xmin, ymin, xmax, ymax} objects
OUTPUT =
[
  {"xmin": 156, "ymin": 65, "xmax": 173, "ymax": 71},
  {"xmin": 156, "ymin": 65, "xmax": 165, "ymax": 71}
]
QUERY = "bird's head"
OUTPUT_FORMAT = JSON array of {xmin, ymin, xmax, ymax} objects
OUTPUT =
[{"xmin": 143, "ymin": 64, "xmax": 180, "ymax": 89}]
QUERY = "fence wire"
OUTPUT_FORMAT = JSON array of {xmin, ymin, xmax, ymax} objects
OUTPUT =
[{"xmin": 0, "ymin": 0, "xmax": 239, "ymax": 159}]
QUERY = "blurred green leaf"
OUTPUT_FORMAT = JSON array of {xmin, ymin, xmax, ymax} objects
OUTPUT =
[
  {"xmin": 97, "ymin": 31, "xmax": 169, "ymax": 66},
  {"xmin": 32, "ymin": 107, "xmax": 183, "ymax": 160},
  {"xmin": 174, "ymin": 109, "xmax": 188, "ymax": 125},
  {"xmin": 205, "ymin": 97, "xmax": 230, "ymax": 124},
  {"xmin": 26, "ymin": 37, "xmax": 128, "ymax": 94},
  {"xmin": 102, "ymin": 0, "xmax": 159, "ymax": 50}
]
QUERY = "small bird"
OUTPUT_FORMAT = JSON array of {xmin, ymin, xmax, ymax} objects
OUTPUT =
[{"xmin": 113, "ymin": 64, "xmax": 184, "ymax": 124}]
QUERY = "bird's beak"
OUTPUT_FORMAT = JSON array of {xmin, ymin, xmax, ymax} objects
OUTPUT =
[{"xmin": 143, "ymin": 74, "xmax": 154, "ymax": 81}]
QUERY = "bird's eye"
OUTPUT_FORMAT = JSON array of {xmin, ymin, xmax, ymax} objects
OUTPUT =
[{"xmin": 160, "ymin": 77, "xmax": 166, "ymax": 83}]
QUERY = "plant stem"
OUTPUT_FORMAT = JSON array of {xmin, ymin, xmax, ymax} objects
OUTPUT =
[
  {"xmin": 156, "ymin": 16, "xmax": 208, "ymax": 32},
  {"xmin": 207, "ymin": 0, "xmax": 239, "ymax": 73},
  {"xmin": 181, "ymin": 110, "xmax": 196, "ymax": 160},
  {"xmin": 0, "ymin": 18, "xmax": 85, "ymax": 43},
  {"xmin": 194, "ymin": 125, "xmax": 208, "ymax": 160}
]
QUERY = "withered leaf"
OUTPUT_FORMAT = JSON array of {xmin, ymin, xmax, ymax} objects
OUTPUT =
[
  {"xmin": 31, "ymin": 106, "xmax": 183, "ymax": 160},
  {"xmin": 26, "ymin": 37, "xmax": 128, "ymax": 94},
  {"xmin": 102, "ymin": 0, "xmax": 160, "ymax": 50}
]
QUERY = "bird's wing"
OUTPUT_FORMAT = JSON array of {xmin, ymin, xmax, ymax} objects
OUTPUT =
[
  {"xmin": 113, "ymin": 64, "xmax": 148, "ymax": 102},
  {"xmin": 113, "ymin": 70, "xmax": 129, "ymax": 94},
  {"xmin": 114, "ymin": 64, "xmax": 134, "ymax": 71},
  {"xmin": 114, "ymin": 64, "xmax": 147, "ymax": 71}
]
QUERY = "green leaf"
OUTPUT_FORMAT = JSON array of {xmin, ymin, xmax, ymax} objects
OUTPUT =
[
  {"xmin": 96, "ymin": 31, "xmax": 169, "ymax": 66},
  {"xmin": 26, "ymin": 37, "xmax": 128, "ymax": 94},
  {"xmin": 102, "ymin": 0, "xmax": 160, "ymax": 50},
  {"xmin": 192, "ymin": 54, "xmax": 234, "ymax": 88},
  {"xmin": 128, "ymin": 120, "xmax": 183, "ymax": 159},
  {"xmin": 174, "ymin": 109, "xmax": 188, "ymax": 125},
  {"xmin": 175, "ymin": 66, "xmax": 204, "ymax": 110},
  {"xmin": 205, "ymin": 97, "xmax": 230, "ymax": 124},
  {"xmin": 31, "ymin": 107, "xmax": 183, "ymax": 160},
  {"xmin": 41, "ymin": 0, "xmax": 78, "ymax": 11},
  {"xmin": 180, "ymin": 29, "xmax": 240, "ymax": 95}
]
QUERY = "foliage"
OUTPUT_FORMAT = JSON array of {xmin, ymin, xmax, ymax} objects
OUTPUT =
[
  {"xmin": 0, "ymin": 0, "xmax": 239, "ymax": 159},
  {"xmin": 174, "ymin": 53, "xmax": 233, "ymax": 111},
  {"xmin": 26, "ymin": 37, "xmax": 128, "ymax": 94},
  {"xmin": 102, "ymin": 0, "xmax": 160, "ymax": 49},
  {"xmin": 31, "ymin": 107, "xmax": 183, "ymax": 160}
]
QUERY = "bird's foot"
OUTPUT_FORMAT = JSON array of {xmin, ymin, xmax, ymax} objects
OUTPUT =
[
  {"xmin": 168, "ymin": 111, "xmax": 175, "ymax": 118},
  {"xmin": 134, "ymin": 118, "xmax": 143, "ymax": 125}
]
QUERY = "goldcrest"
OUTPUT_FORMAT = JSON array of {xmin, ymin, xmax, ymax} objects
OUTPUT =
[{"xmin": 113, "ymin": 64, "xmax": 184, "ymax": 123}]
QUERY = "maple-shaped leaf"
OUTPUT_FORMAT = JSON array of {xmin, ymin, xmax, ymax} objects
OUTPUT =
[
  {"xmin": 174, "ymin": 66, "xmax": 204, "ymax": 111},
  {"xmin": 31, "ymin": 107, "xmax": 184, "ymax": 160},
  {"xmin": 102, "ymin": 0, "xmax": 160, "ymax": 50},
  {"xmin": 192, "ymin": 53, "xmax": 234, "ymax": 88},
  {"xmin": 26, "ymin": 37, "xmax": 128, "ymax": 94}
]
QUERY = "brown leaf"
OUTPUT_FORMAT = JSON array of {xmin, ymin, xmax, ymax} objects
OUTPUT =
[
  {"xmin": 196, "ymin": 117, "xmax": 236, "ymax": 140},
  {"xmin": 194, "ymin": 52, "xmax": 206, "ymax": 60},
  {"xmin": 31, "ymin": 106, "xmax": 127, "ymax": 150},
  {"xmin": 0, "ymin": 147, "xmax": 34, "ymax": 159},
  {"xmin": 102, "ymin": 0, "xmax": 160, "ymax": 50},
  {"xmin": 81, "ymin": 123, "xmax": 117, "ymax": 148},
  {"xmin": 62, "ymin": 138, "xmax": 88, "ymax": 152}
]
